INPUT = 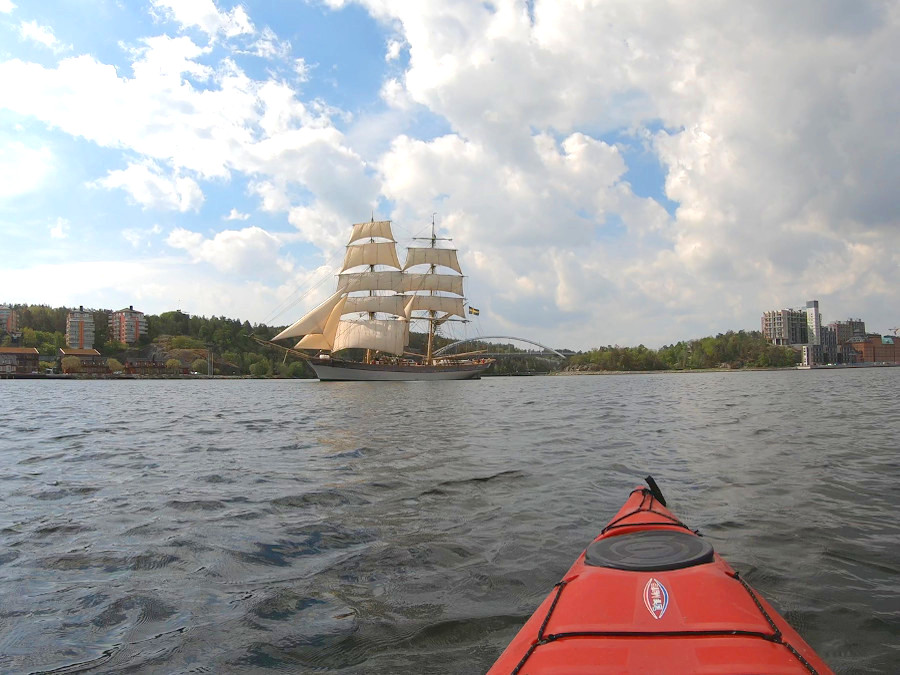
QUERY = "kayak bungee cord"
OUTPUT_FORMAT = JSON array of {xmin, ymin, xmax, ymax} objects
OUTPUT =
[{"xmin": 509, "ymin": 567, "xmax": 821, "ymax": 675}]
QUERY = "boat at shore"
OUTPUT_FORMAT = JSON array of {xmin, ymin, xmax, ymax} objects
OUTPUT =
[
  {"xmin": 271, "ymin": 218, "xmax": 493, "ymax": 382},
  {"xmin": 489, "ymin": 478, "xmax": 832, "ymax": 674}
]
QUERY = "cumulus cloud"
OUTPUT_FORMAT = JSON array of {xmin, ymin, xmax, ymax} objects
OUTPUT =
[
  {"xmin": 225, "ymin": 208, "xmax": 250, "ymax": 221},
  {"xmin": 122, "ymin": 224, "xmax": 162, "ymax": 248},
  {"xmin": 150, "ymin": 0, "xmax": 254, "ymax": 39},
  {"xmin": 19, "ymin": 20, "xmax": 70, "ymax": 52},
  {"xmin": 0, "ymin": 257, "xmax": 293, "ymax": 323},
  {"xmin": 0, "ymin": 141, "xmax": 53, "ymax": 199},
  {"xmin": 166, "ymin": 225, "xmax": 286, "ymax": 276},
  {"xmin": 49, "ymin": 217, "xmax": 69, "ymax": 239},
  {"xmin": 385, "ymin": 38, "xmax": 404, "ymax": 61},
  {"xmin": 0, "ymin": 1, "xmax": 16, "ymax": 14},
  {"xmin": 2, "ymin": 1, "xmax": 898, "ymax": 346},
  {"xmin": 245, "ymin": 26, "xmax": 291, "ymax": 59},
  {"xmin": 294, "ymin": 57, "xmax": 311, "ymax": 82},
  {"xmin": 346, "ymin": 0, "xmax": 900, "ymax": 344},
  {"xmin": 0, "ymin": 30, "xmax": 373, "ymax": 229},
  {"xmin": 94, "ymin": 160, "xmax": 204, "ymax": 212}
]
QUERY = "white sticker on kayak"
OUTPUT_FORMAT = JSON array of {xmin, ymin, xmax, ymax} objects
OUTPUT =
[{"xmin": 643, "ymin": 578, "xmax": 669, "ymax": 619}]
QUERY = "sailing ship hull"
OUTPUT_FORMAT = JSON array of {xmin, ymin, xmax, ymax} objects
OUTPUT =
[{"xmin": 309, "ymin": 358, "xmax": 492, "ymax": 381}]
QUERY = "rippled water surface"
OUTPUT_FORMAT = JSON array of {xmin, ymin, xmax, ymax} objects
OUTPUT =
[{"xmin": 1, "ymin": 370, "xmax": 898, "ymax": 673}]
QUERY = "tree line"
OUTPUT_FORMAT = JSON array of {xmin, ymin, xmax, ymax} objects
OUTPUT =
[
  {"xmin": 2, "ymin": 305, "xmax": 307, "ymax": 377},
  {"xmin": 567, "ymin": 330, "xmax": 799, "ymax": 371},
  {"xmin": 4, "ymin": 305, "xmax": 799, "ymax": 376}
]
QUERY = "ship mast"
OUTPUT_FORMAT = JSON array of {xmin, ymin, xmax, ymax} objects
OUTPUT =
[
  {"xmin": 365, "ymin": 214, "xmax": 376, "ymax": 365},
  {"xmin": 418, "ymin": 214, "xmax": 452, "ymax": 365}
]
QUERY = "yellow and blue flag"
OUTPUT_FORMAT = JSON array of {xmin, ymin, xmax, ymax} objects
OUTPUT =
[{"xmin": 468, "ymin": 306, "xmax": 480, "ymax": 316}]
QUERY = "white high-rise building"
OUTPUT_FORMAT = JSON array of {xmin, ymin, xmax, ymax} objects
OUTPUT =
[
  {"xmin": 761, "ymin": 308, "xmax": 808, "ymax": 345},
  {"xmin": 805, "ymin": 300, "xmax": 821, "ymax": 346}
]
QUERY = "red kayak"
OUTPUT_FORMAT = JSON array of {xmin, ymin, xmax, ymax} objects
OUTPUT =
[{"xmin": 489, "ymin": 478, "xmax": 833, "ymax": 674}]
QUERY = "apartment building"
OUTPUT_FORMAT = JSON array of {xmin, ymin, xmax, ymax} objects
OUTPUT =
[
  {"xmin": 66, "ymin": 306, "xmax": 95, "ymax": 349},
  {"xmin": 761, "ymin": 308, "xmax": 808, "ymax": 345},
  {"xmin": 0, "ymin": 305, "xmax": 17, "ymax": 334},
  {"xmin": 109, "ymin": 305, "xmax": 148, "ymax": 344},
  {"xmin": 827, "ymin": 319, "xmax": 866, "ymax": 344}
]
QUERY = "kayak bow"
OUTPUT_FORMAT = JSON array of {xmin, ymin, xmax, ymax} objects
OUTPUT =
[{"xmin": 489, "ymin": 478, "xmax": 833, "ymax": 674}]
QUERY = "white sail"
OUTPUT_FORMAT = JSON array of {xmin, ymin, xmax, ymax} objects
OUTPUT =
[
  {"xmin": 272, "ymin": 289, "xmax": 344, "ymax": 341},
  {"xmin": 337, "ymin": 271, "xmax": 406, "ymax": 293},
  {"xmin": 332, "ymin": 319, "xmax": 408, "ymax": 355},
  {"xmin": 348, "ymin": 220, "xmax": 394, "ymax": 244},
  {"xmin": 403, "ymin": 296, "xmax": 416, "ymax": 320},
  {"xmin": 400, "ymin": 273, "xmax": 464, "ymax": 296},
  {"xmin": 342, "ymin": 295, "xmax": 407, "ymax": 316},
  {"xmin": 293, "ymin": 295, "xmax": 347, "ymax": 349},
  {"xmin": 295, "ymin": 333, "xmax": 331, "ymax": 350},
  {"xmin": 405, "ymin": 295, "xmax": 466, "ymax": 318},
  {"xmin": 403, "ymin": 247, "xmax": 462, "ymax": 274},
  {"xmin": 341, "ymin": 241, "xmax": 402, "ymax": 272},
  {"xmin": 271, "ymin": 217, "xmax": 492, "ymax": 379}
]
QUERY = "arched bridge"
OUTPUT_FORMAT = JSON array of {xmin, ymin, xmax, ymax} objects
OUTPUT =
[{"xmin": 434, "ymin": 336, "xmax": 568, "ymax": 359}]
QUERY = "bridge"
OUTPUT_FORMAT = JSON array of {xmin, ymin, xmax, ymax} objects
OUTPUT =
[{"xmin": 434, "ymin": 335, "xmax": 569, "ymax": 360}]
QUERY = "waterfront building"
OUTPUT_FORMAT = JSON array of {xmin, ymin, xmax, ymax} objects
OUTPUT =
[
  {"xmin": 126, "ymin": 359, "xmax": 165, "ymax": 375},
  {"xmin": 805, "ymin": 300, "xmax": 822, "ymax": 346},
  {"xmin": 846, "ymin": 335, "xmax": 899, "ymax": 364},
  {"xmin": 761, "ymin": 308, "xmax": 808, "ymax": 345},
  {"xmin": 66, "ymin": 307, "xmax": 95, "ymax": 349},
  {"xmin": 58, "ymin": 348, "xmax": 106, "ymax": 374},
  {"xmin": 0, "ymin": 305, "xmax": 17, "ymax": 334},
  {"xmin": 827, "ymin": 319, "xmax": 866, "ymax": 345},
  {"xmin": 108, "ymin": 305, "xmax": 147, "ymax": 344},
  {"xmin": 0, "ymin": 347, "xmax": 39, "ymax": 374},
  {"xmin": 763, "ymin": 300, "xmax": 826, "ymax": 363},
  {"xmin": 821, "ymin": 325, "xmax": 838, "ymax": 364}
]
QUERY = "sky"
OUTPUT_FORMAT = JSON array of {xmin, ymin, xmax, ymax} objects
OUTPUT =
[{"xmin": 0, "ymin": 0, "xmax": 898, "ymax": 350}]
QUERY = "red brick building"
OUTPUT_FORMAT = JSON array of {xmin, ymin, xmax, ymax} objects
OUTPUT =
[
  {"xmin": 124, "ymin": 359, "xmax": 188, "ymax": 375},
  {"xmin": 0, "ymin": 347, "xmax": 39, "ymax": 374},
  {"xmin": 59, "ymin": 348, "xmax": 107, "ymax": 374},
  {"xmin": 846, "ymin": 335, "xmax": 899, "ymax": 363}
]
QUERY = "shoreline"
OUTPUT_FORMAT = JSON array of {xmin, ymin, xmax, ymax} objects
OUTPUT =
[
  {"xmin": 556, "ymin": 362, "xmax": 899, "ymax": 375},
  {"xmin": 553, "ymin": 367, "xmax": 790, "ymax": 376},
  {"xmin": 4, "ymin": 363, "xmax": 897, "ymax": 380}
]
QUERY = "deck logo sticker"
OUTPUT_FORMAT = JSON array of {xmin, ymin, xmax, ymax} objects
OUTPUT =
[{"xmin": 643, "ymin": 578, "xmax": 669, "ymax": 619}]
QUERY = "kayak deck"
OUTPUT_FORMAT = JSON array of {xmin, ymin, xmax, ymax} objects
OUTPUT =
[{"xmin": 489, "ymin": 483, "xmax": 833, "ymax": 674}]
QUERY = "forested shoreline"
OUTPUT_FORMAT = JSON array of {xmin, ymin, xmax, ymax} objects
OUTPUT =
[
  {"xmin": 3, "ymin": 304, "xmax": 799, "ymax": 376},
  {"xmin": 566, "ymin": 331, "xmax": 799, "ymax": 372}
]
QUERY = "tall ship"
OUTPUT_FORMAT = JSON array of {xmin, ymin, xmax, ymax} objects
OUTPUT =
[{"xmin": 270, "ymin": 218, "xmax": 494, "ymax": 381}]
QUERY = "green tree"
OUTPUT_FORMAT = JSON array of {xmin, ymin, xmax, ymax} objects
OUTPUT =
[
  {"xmin": 191, "ymin": 358, "xmax": 207, "ymax": 373},
  {"xmin": 165, "ymin": 358, "xmax": 182, "ymax": 374},
  {"xmin": 107, "ymin": 358, "xmax": 124, "ymax": 372},
  {"xmin": 93, "ymin": 310, "xmax": 109, "ymax": 351},
  {"xmin": 102, "ymin": 341, "xmax": 128, "ymax": 355},
  {"xmin": 61, "ymin": 356, "xmax": 81, "ymax": 373},
  {"xmin": 170, "ymin": 335, "xmax": 205, "ymax": 349},
  {"xmin": 249, "ymin": 358, "xmax": 271, "ymax": 377}
]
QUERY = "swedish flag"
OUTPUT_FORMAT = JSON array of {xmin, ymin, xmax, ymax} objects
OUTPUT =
[{"xmin": 468, "ymin": 306, "xmax": 480, "ymax": 316}]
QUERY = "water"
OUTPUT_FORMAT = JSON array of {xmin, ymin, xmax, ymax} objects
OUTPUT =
[{"xmin": 1, "ymin": 369, "xmax": 898, "ymax": 673}]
